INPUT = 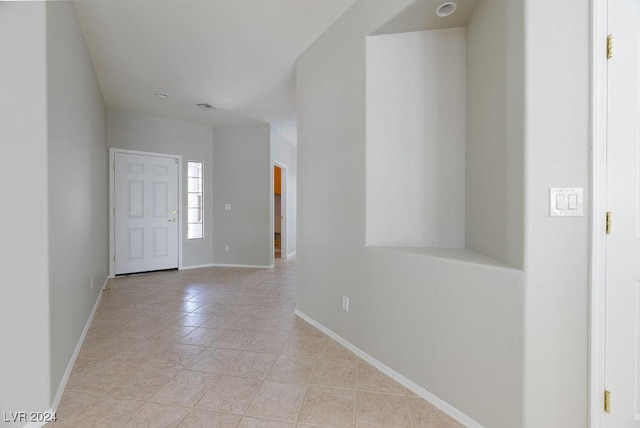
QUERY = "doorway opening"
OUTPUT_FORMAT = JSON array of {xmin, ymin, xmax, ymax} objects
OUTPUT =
[{"xmin": 274, "ymin": 163, "xmax": 286, "ymax": 260}]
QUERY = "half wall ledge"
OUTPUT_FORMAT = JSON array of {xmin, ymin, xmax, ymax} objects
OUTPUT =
[{"xmin": 366, "ymin": 246, "xmax": 520, "ymax": 272}]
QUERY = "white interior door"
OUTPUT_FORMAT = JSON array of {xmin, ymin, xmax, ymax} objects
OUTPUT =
[
  {"xmin": 114, "ymin": 152, "xmax": 179, "ymax": 275},
  {"xmin": 605, "ymin": 0, "xmax": 640, "ymax": 424}
]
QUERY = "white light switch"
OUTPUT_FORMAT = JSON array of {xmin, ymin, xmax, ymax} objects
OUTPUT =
[
  {"xmin": 550, "ymin": 188, "xmax": 583, "ymax": 217},
  {"xmin": 225, "ymin": 203, "xmax": 232, "ymax": 211}
]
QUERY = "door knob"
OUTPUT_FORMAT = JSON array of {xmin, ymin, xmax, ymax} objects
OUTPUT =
[{"xmin": 168, "ymin": 218, "xmax": 177, "ymax": 222}]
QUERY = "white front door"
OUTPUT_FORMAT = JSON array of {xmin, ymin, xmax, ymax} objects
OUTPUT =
[
  {"xmin": 114, "ymin": 152, "xmax": 179, "ymax": 275},
  {"xmin": 605, "ymin": 0, "xmax": 640, "ymax": 425}
]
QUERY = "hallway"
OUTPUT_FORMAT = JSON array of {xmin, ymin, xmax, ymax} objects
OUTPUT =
[{"xmin": 50, "ymin": 259, "xmax": 460, "ymax": 427}]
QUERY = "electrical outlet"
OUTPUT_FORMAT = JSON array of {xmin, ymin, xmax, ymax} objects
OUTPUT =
[
  {"xmin": 342, "ymin": 295, "xmax": 349, "ymax": 311},
  {"xmin": 90, "ymin": 277, "xmax": 94, "ymax": 289},
  {"xmin": 224, "ymin": 245, "xmax": 230, "ymax": 252}
]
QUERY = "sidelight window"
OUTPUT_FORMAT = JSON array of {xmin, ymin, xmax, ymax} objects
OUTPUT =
[{"xmin": 187, "ymin": 161, "xmax": 203, "ymax": 239}]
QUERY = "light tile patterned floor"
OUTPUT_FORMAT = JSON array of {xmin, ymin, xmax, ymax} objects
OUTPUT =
[{"xmin": 49, "ymin": 258, "xmax": 462, "ymax": 427}]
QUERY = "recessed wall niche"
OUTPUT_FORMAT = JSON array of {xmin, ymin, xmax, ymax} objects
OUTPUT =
[{"xmin": 365, "ymin": 27, "xmax": 466, "ymax": 248}]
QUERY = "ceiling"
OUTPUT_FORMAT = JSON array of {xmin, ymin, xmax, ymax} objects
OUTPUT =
[{"xmin": 73, "ymin": 0, "xmax": 358, "ymax": 144}]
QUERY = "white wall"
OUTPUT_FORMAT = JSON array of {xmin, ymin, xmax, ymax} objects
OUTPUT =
[
  {"xmin": 47, "ymin": 1, "xmax": 108, "ymax": 403},
  {"xmin": 0, "ymin": 4, "xmax": 52, "ymax": 424},
  {"xmin": 297, "ymin": 1, "xmax": 524, "ymax": 426},
  {"xmin": 271, "ymin": 127, "xmax": 297, "ymax": 257},
  {"xmin": 213, "ymin": 124, "xmax": 272, "ymax": 266},
  {"xmin": 299, "ymin": 0, "xmax": 592, "ymax": 426},
  {"xmin": 107, "ymin": 109, "xmax": 214, "ymax": 268},
  {"xmin": 107, "ymin": 113, "xmax": 285, "ymax": 269},
  {"xmin": 363, "ymin": 249, "xmax": 523, "ymax": 426},
  {"xmin": 466, "ymin": 0, "xmax": 524, "ymax": 269},
  {"xmin": 522, "ymin": 0, "xmax": 590, "ymax": 425},
  {"xmin": 366, "ymin": 28, "xmax": 466, "ymax": 248}
]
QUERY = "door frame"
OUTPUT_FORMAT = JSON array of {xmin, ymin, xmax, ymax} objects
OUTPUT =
[
  {"xmin": 273, "ymin": 160, "xmax": 287, "ymax": 260},
  {"xmin": 109, "ymin": 148, "xmax": 183, "ymax": 277},
  {"xmin": 590, "ymin": 0, "xmax": 608, "ymax": 426}
]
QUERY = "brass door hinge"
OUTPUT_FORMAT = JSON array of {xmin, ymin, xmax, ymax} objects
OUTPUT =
[
  {"xmin": 606, "ymin": 212, "xmax": 612, "ymax": 234},
  {"xmin": 604, "ymin": 390, "xmax": 611, "ymax": 413},
  {"xmin": 607, "ymin": 34, "xmax": 613, "ymax": 59}
]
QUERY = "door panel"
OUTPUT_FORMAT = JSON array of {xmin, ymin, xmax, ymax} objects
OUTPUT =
[
  {"xmin": 153, "ymin": 227, "xmax": 169, "ymax": 257},
  {"xmin": 128, "ymin": 228, "xmax": 144, "ymax": 259},
  {"xmin": 129, "ymin": 180, "xmax": 144, "ymax": 217},
  {"xmin": 115, "ymin": 152, "xmax": 178, "ymax": 274},
  {"xmin": 605, "ymin": 0, "xmax": 640, "ymax": 425},
  {"xmin": 153, "ymin": 181, "xmax": 168, "ymax": 218}
]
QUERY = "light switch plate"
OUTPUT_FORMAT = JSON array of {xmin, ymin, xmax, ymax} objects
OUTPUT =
[
  {"xmin": 550, "ymin": 188, "xmax": 583, "ymax": 216},
  {"xmin": 342, "ymin": 295, "xmax": 349, "ymax": 311},
  {"xmin": 225, "ymin": 203, "xmax": 232, "ymax": 211}
]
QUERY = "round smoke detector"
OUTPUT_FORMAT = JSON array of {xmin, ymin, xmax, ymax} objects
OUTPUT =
[{"xmin": 436, "ymin": 2, "xmax": 457, "ymax": 17}]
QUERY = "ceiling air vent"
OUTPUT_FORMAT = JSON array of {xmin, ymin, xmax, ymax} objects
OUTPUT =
[{"xmin": 196, "ymin": 103, "xmax": 216, "ymax": 111}]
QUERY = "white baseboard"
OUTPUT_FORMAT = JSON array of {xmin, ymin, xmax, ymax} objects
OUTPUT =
[
  {"xmin": 180, "ymin": 263, "xmax": 215, "ymax": 271},
  {"xmin": 286, "ymin": 250, "xmax": 296, "ymax": 258},
  {"xmin": 212, "ymin": 263, "xmax": 274, "ymax": 269},
  {"xmin": 25, "ymin": 277, "xmax": 109, "ymax": 428},
  {"xmin": 294, "ymin": 309, "xmax": 483, "ymax": 428}
]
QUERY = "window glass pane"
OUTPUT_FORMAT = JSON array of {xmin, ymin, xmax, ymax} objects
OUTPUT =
[
  {"xmin": 188, "ymin": 224, "xmax": 203, "ymax": 240},
  {"xmin": 188, "ymin": 208, "xmax": 202, "ymax": 223},
  {"xmin": 188, "ymin": 177, "xmax": 202, "ymax": 193},
  {"xmin": 188, "ymin": 162, "xmax": 202, "ymax": 178},
  {"xmin": 188, "ymin": 193, "xmax": 202, "ymax": 209}
]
